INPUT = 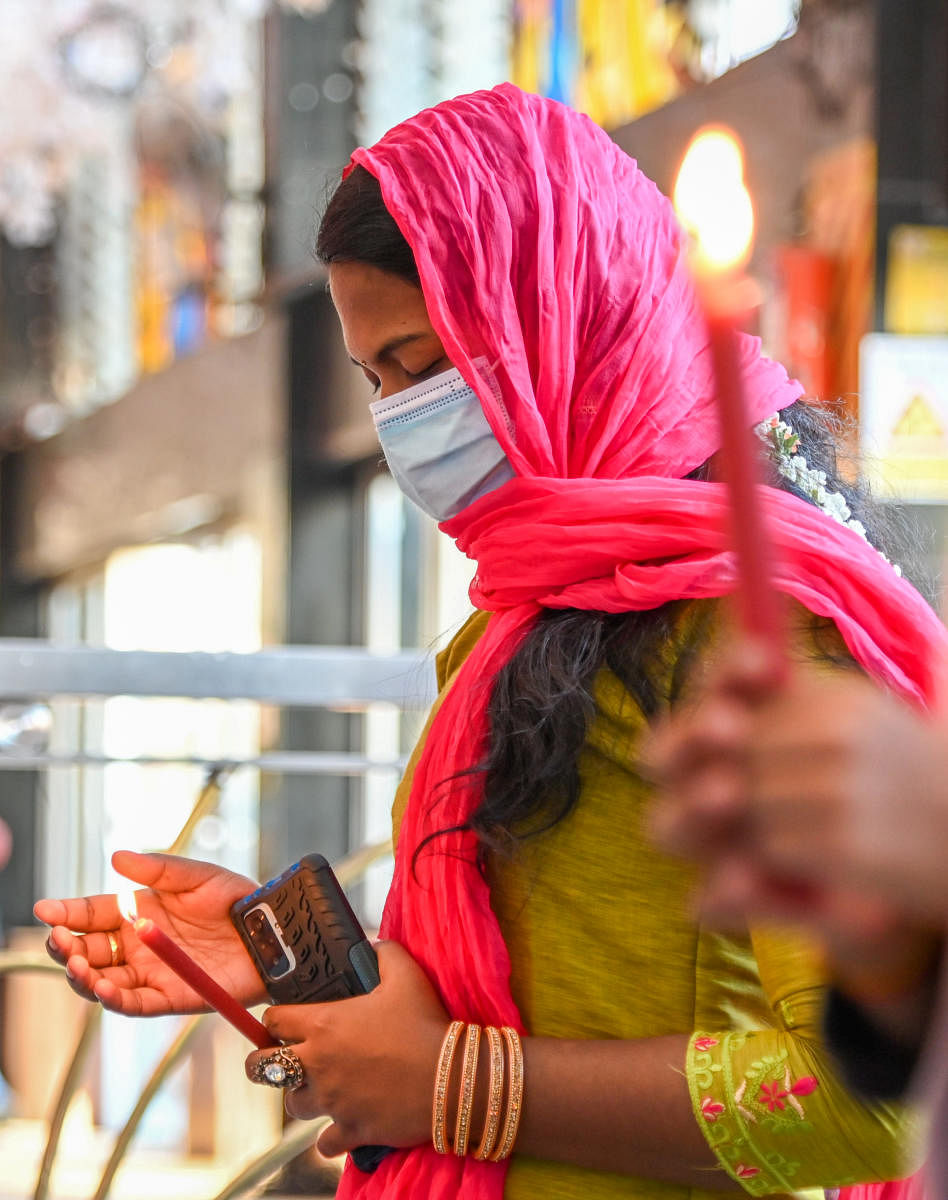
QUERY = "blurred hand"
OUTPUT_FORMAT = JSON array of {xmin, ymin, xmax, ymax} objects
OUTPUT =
[
  {"xmin": 245, "ymin": 941, "xmax": 448, "ymax": 1156},
  {"xmin": 648, "ymin": 640, "xmax": 948, "ymax": 923},
  {"xmin": 34, "ymin": 850, "xmax": 267, "ymax": 1015},
  {"xmin": 646, "ymin": 638, "xmax": 947, "ymax": 1029},
  {"xmin": 647, "ymin": 640, "xmax": 766, "ymax": 865}
]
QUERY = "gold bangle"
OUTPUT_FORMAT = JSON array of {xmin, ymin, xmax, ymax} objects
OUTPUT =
[
  {"xmin": 490, "ymin": 1026, "xmax": 524, "ymax": 1162},
  {"xmin": 454, "ymin": 1022, "xmax": 482, "ymax": 1157},
  {"xmin": 432, "ymin": 1020, "xmax": 465, "ymax": 1154},
  {"xmin": 473, "ymin": 1025, "xmax": 505, "ymax": 1161}
]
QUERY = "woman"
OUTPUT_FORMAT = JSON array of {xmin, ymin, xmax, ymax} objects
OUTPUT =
[{"xmin": 35, "ymin": 84, "xmax": 944, "ymax": 1198}]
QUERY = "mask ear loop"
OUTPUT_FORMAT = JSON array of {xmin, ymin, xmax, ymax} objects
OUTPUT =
[{"xmin": 470, "ymin": 355, "xmax": 515, "ymax": 439}]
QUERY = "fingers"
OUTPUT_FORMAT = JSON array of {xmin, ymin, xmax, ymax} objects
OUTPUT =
[
  {"xmin": 715, "ymin": 637, "xmax": 787, "ymax": 700},
  {"xmin": 58, "ymin": 952, "xmax": 106, "ymax": 1002},
  {"xmin": 648, "ymin": 683, "xmax": 753, "ymax": 784},
  {"xmin": 646, "ymin": 635, "xmax": 788, "ymax": 785},
  {"xmin": 245, "ymin": 1045, "xmax": 315, "ymax": 1118},
  {"xmin": 696, "ymin": 855, "xmax": 761, "ymax": 926},
  {"xmin": 244, "ymin": 1046, "xmax": 351, "ymax": 1134},
  {"xmin": 43, "ymin": 924, "xmax": 72, "ymax": 966},
  {"xmin": 648, "ymin": 690, "xmax": 755, "ymax": 859},
  {"xmin": 90, "ymin": 976, "xmax": 173, "ymax": 1016},
  {"xmin": 262, "ymin": 1003, "xmax": 321, "ymax": 1046},
  {"xmin": 34, "ymin": 892, "xmax": 122, "ymax": 934},
  {"xmin": 816, "ymin": 888, "xmax": 911, "ymax": 944},
  {"xmin": 46, "ymin": 944, "xmax": 150, "ymax": 1014},
  {"xmin": 36, "ymin": 852, "xmax": 227, "ymax": 933},
  {"xmin": 44, "ymin": 924, "xmax": 170, "ymax": 1016},
  {"xmin": 700, "ymin": 855, "xmax": 823, "ymax": 929},
  {"xmin": 33, "ymin": 898, "xmax": 68, "ymax": 926},
  {"xmin": 650, "ymin": 757, "xmax": 748, "ymax": 858},
  {"xmin": 316, "ymin": 1121, "xmax": 354, "ymax": 1158},
  {"xmin": 43, "ymin": 925, "xmax": 145, "ymax": 1011},
  {"xmin": 46, "ymin": 925, "xmax": 125, "ymax": 971}
]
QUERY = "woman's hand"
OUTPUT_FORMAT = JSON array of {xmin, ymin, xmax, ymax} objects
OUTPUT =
[
  {"xmin": 647, "ymin": 640, "xmax": 948, "ymax": 1036},
  {"xmin": 649, "ymin": 642, "xmax": 948, "ymax": 923},
  {"xmin": 33, "ymin": 849, "xmax": 267, "ymax": 1015},
  {"xmin": 245, "ymin": 941, "xmax": 448, "ymax": 1157}
]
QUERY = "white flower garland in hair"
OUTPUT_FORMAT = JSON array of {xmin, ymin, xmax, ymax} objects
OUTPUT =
[{"xmin": 755, "ymin": 413, "xmax": 902, "ymax": 576}]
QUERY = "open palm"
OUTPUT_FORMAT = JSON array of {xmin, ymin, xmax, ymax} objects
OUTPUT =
[{"xmin": 34, "ymin": 850, "xmax": 268, "ymax": 1016}]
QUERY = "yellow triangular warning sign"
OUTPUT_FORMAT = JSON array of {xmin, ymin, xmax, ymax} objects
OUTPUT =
[{"xmin": 893, "ymin": 393, "xmax": 945, "ymax": 439}]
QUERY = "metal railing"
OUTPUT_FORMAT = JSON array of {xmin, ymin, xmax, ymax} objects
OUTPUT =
[{"xmin": 0, "ymin": 639, "xmax": 435, "ymax": 1200}]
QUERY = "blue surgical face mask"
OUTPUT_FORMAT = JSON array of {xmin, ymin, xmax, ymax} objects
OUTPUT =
[{"xmin": 369, "ymin": 366, "xmax": 515, "ymax": 521}]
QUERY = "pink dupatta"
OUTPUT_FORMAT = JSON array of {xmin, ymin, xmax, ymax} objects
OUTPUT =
[{"xmin": 336, "ymin": 84, "xmax": 947, "ymax": 1198}]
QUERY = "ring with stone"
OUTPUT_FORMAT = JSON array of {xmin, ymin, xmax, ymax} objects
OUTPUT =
[{"xmin": 250, "ymin": 1046, "xmax": 305, "ymax": 1091}]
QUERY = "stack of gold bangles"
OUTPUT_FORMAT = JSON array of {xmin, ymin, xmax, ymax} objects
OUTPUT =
[{"xmin": 432, "ymin": 1020, "xmax": 524, "ymax": 1161}]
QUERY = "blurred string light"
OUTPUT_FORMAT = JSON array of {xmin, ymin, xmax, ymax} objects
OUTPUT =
[{"xmin": 0, "ymin": 0, "xmax": 311, "ymax": 247}]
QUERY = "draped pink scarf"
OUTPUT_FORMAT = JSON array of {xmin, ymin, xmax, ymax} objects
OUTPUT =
[{"xmin": 336, "ymin": 84, "xmax": 947, "ymax": 1198}]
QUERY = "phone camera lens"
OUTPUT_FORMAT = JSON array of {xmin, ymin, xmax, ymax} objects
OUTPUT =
[{"xmin": 243, "ymin": 908, "xmax": 291, "ymax": 979}]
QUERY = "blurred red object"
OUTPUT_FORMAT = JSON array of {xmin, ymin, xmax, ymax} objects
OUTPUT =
[
  {"xmin": 776, "ymin": 244, "xmax": 836, "ymax": 401},
  {"xmin": 840, "ymin": 1172, "xmax": 929, "ymax": 1200}
]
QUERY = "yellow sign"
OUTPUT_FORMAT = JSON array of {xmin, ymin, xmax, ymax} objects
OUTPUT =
[
  {"xmin": 884, "ymin": 225, "xmax": 948, "ymax": 335},
  {"xmin": 859, "ymin": 334, "xmax": 948, "ymax": 501}
]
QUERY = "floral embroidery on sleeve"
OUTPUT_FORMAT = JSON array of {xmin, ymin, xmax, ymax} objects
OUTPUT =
[
  {"xmin": 701, "ymin": 1097, "xmax": 726, "ymax": 1122},
  {"xmin": 688, "ymin": 1030, "xmax": 821, "ymax": 1195}
]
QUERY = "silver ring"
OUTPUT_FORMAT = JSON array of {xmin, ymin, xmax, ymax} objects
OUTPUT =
[{"xmin": 250, "ymin": 1046, "xmax": 305, "ymax": 1091}]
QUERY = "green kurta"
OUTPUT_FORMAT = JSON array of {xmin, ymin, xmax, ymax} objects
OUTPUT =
[{"xmin": 393, "ymin": 604, "xmax": 919, "ymax": 1198}]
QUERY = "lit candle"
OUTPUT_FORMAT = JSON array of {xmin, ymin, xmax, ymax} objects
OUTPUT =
[
  {"xmin": 674, "ymin": 127, "xmax": 787, "ymax": 677},
  {"xmin": 118, "ymin": 888, "xmax": 274, "ymax": 1049}
]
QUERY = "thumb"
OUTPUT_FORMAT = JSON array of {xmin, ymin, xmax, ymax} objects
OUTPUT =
[
  {"xmin": 316, "ymin": 1121, "xmax": 351, "ymax": 1159},
  {"xmin": 111, "ymin": 849, "xmax": 218, "ymax": 893},
  {"xmin": 373, "ymin": 939, "xmax": 409, "ymax": 976}
]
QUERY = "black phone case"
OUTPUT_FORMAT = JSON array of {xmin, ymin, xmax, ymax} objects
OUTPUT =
[
  {"xmin": 230, "ymin": 854, "xmax": 390, "ymax": 1172},
  {"xmin": 230, "ymin": 853, "xmax": 380, "ymax": 1004}
]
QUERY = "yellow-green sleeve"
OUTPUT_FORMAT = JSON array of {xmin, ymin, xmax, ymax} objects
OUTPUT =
[{"xmin": 686, "ymin": 924, "xmax": 924, "ymax": 1193}]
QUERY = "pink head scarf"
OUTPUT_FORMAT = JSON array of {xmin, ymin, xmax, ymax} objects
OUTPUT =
[{"xmin": 336, "ymin": 85, "xmax": 947, "ymax": 1199}]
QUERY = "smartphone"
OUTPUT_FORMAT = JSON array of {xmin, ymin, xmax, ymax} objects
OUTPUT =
[
  {"xmin": 230, "ymin": 854, "xmax": 391, "ymax": 1172},
  {"xmin": 230, "ymin": 853, "xmax": 380, "ymax": 1004}
]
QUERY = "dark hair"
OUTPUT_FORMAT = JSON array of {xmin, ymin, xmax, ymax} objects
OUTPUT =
[
  {"xmin": 315, "ymin": 166, "xmax": 931, "ymax": 866},
  {"xmin": 316, "ymin": 165, "xmax": 419, "ymax": 286}
]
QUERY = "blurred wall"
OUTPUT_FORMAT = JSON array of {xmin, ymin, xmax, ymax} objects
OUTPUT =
[
  {"xmin": 8, "ymin": 316, "xmax": 287, "ymax": 623},
  {"xmin": 611, "ymin": 0, "xmax": 875, "ymax": 284}
]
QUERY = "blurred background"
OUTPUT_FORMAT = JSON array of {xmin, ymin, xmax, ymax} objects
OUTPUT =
[{"xmin": 0, "ymin": 1, "xmax": 945, "ymax": 1197}]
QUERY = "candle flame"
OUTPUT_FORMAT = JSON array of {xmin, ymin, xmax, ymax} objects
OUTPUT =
[
  {"xmin": 673, "ymin": 126, "xmax": 755, "ymax": 275},
  {"xmin": 116, "ymin": 882, "xmax": 139, "ymax": 923}
]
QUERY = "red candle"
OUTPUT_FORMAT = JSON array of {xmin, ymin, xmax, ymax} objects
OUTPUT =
[
  {"xmin": 134, "ymin": 917, "xmax": 274, "ymax": 1049},
  {"xmin": 704, "ymin": 283, "xmax": 787, "ymax": 668},
  {"xmin": 674, "ymin": 127, "xmax": 787, "ymax": 680}
]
